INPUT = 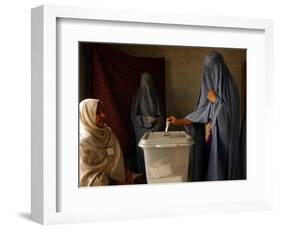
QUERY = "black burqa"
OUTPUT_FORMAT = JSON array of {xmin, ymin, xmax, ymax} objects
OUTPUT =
[
  {"xmin": 130, "ymin": 73, "xmax": 165, "ymax": 174},
  {"xmin": 186, "ymin": 51, "xmax": 241, "ymax": 181}
]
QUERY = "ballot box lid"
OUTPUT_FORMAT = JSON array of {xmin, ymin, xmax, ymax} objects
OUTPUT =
[{"xmin": 138, "ymin": 131, "xmax": 194, "ymax": 148}]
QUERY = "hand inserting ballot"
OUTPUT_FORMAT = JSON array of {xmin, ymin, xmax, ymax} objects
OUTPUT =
[
  {"xmin": 166, "ymin": 116, "xmax": 193, "ymax": 126},
  {"xmin": 166, "ymin": 116, "xmax": 179, "ymax": 125}
]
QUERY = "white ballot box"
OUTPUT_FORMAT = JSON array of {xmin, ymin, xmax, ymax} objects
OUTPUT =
[{"xmin": 138, "ymin": 131, "xmax": 194, "ymax": 184}]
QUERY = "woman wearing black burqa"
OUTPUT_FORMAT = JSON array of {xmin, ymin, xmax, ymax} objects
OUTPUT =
[
  {"xmin": 167, "ymin": 51, "xmax": 242, "ymax": 181},
  {"xmin": 130, "ymin": 72, "xmax": 165, "ymax": 177}
]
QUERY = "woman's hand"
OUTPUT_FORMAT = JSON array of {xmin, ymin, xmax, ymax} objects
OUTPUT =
[
  {"xmin": 166, "ymin": 116, "xmax": 193, "ymax": 126},
  {"xmin": 125, "ymin": 170, "xmax": 134, "ymax": 184},
  {"xmin": 207, "ymin": 90, "xmax": 217, "ymax": 103},
  {"xmin": 167, "ymin": 116, "xmax": 179, "ymax": 125}
]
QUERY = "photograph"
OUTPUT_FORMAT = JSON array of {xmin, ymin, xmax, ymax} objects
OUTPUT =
[
  {"xmin": 78, "ymin": 43, "xmax": 247, "ymax": 186},
  {"xmin": 26, "ymin": 2, "xmax": 278, "ymax": 226}
]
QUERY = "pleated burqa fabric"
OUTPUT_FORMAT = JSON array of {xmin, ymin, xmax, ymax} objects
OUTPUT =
[
  {"xmin": 186, "ymin": 51, "xmax": 241, "ymax": 181},
  {"xmin": 130, "ymin": 73, "xmax": 165, "ymax": 174},
  {"xmin": 79, "ymin": 99, "xmax": 125, "ymax": 186}
]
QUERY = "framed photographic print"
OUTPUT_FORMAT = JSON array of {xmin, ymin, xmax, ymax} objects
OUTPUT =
[{"xmin": 31, "ymin": 5, "xmax": 274, "ymax": 225}]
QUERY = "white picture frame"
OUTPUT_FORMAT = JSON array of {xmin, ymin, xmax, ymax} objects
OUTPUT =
[{"xmin": 31, "ymin": 5, "xmax": 274, "ymax": 225}]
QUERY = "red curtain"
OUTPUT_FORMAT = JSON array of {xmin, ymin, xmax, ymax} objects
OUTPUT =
[{"xmin": 80, "ymin": 43, "xmax": 165, "ymax": 170}]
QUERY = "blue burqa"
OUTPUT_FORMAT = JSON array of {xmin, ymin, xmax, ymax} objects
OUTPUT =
[
  {"xmin": 131, "ymin": 73, "xmax": 165, "ymax": 174},
  {"xmin": 186, "ymin": 51, "xmax": 240, "ymax": 181}
]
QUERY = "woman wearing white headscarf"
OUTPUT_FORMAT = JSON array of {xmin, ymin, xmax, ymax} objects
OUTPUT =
[{"xmin": 79, "ymin": 98, "xmax": 126, "ymax": 186}]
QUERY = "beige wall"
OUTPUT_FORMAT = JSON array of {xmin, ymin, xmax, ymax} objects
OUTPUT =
[{"xmin": 114, "ymin": 44, "xmax": 246, "ymax": 130}]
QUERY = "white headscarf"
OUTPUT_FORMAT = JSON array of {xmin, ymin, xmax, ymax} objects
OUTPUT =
[{"xmin": 79, "ymin": 99, "xmax": 125, "ymax": 186}]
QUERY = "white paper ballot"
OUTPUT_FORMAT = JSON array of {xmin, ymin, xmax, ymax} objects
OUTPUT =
[
  {"xmin": 165, "ymin": 122, "xmax": 170, "ymax": 132},
  {"xmin": 149, "ymin": 164, "xmax": 173, "ymax": 178}
]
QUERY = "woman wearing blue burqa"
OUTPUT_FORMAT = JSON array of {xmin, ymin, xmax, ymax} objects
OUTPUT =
[
  {"xmin": 131, "ymin": 73, "xmax": 165, "ymax": 176},
  {"xmin": 167, "ymin": 51, "xmax": 241, "ymax": 181}
]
